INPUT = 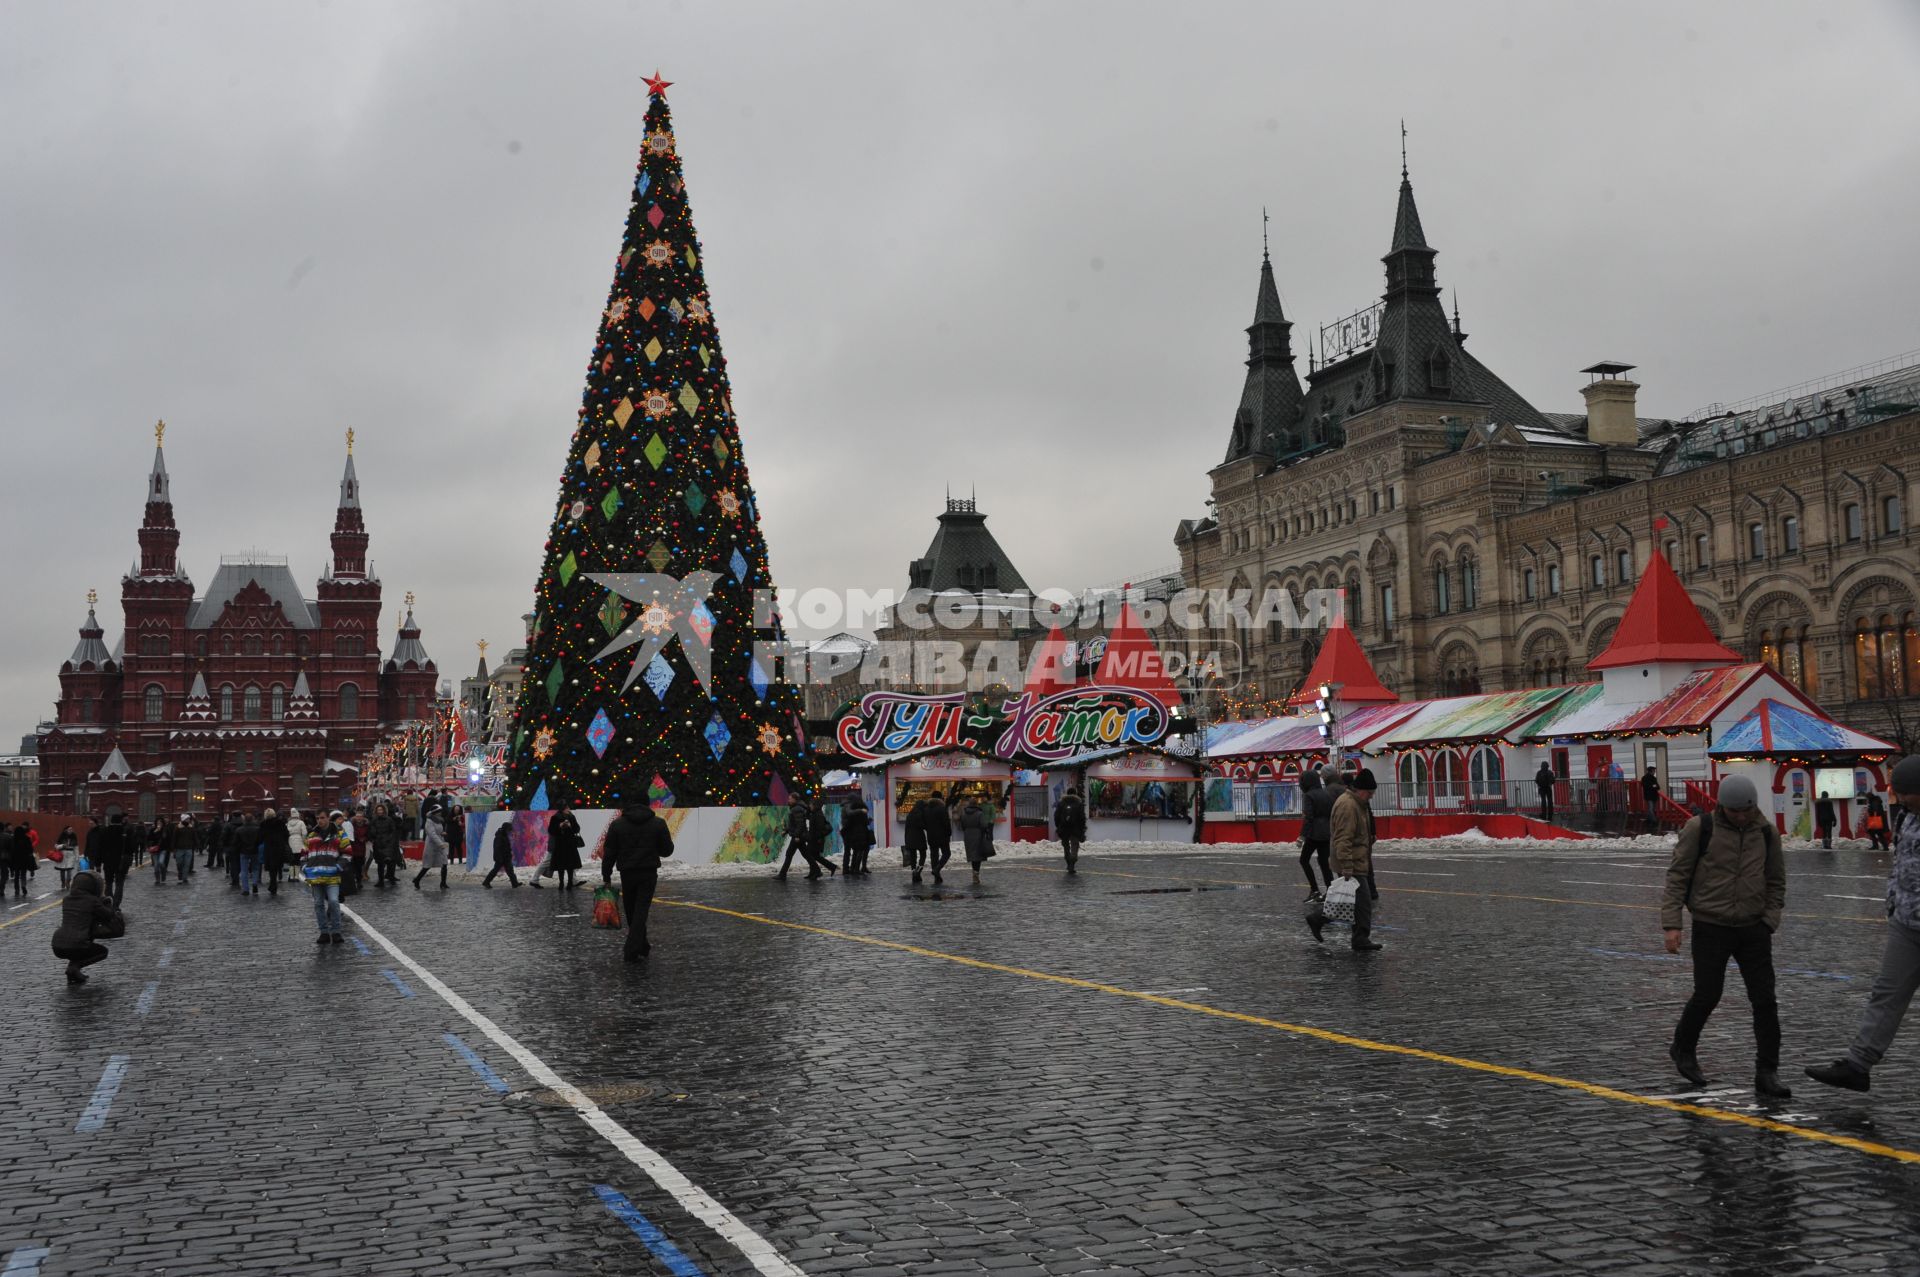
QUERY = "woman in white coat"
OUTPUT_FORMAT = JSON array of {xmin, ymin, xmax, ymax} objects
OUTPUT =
[{"xmin": 412, "ymin": 808, "xmax": 451, "ymax": 890}]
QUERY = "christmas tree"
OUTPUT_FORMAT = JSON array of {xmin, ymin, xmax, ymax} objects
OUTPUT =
[{"xmin": 506, "ymin": 74, "xmax": 818, "ymax": 812}]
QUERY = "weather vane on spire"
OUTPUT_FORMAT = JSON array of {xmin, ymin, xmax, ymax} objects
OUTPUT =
[
  {"xmin": 478, "ymin": 638, "xmax": 489, "ymax": 661},
  {"xmin": 643, "ymin": 69, "xmax": 673, "ymax": 97},
  {"xmin": 87, "ymin": 588, "xmax": 97, "ymax": 607},
  {"xmin": 155, "ymin": 419, "xmax": 166, "ymax": 447},
  {"xmin": 404, "ymin": 590, "xmax": 416, "ymax": 611},
  {"xmin": 346, "ymin": 427, "xmax": 355, "ymax": 455},
  {"xmin": 1400, "ymin": 119, "xmax": 1409, "ymax": 179},
  {"xmin": 1262, "ymin": 206, "xmax": 1270, "ymax": 260}
]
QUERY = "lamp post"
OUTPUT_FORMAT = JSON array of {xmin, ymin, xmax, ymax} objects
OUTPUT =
[{"xmin": 1315, "ymin": 681, "xmax": 1345, "ymax": 778}]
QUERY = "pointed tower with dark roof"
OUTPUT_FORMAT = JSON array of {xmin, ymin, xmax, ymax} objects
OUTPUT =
[
  {"xmin": 1220, "ymin": 246, "xmax": 1305, "ymax": 463},
  {"xmin": 123, "ymin": 421, "xmax": 195, "ymax": 698},
  {"xmin": 316, "ymin": 430, "xmax": 382, "ymax": 728}
]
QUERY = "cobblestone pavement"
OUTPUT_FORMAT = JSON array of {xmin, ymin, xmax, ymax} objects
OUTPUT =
[{"xmin": 5, "ymin": 841, "xmax": 1920, "ymax": 1275}]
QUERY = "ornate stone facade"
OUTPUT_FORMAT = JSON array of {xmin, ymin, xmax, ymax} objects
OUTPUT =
[{"xmin": 1177, "ymin": 172, "xmax": 1920, "ymax": 750}]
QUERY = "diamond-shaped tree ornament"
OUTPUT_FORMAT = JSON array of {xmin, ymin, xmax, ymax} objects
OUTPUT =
[
  {"xmin": 586, "ymin": 707, "xmax": 616, "ymax": 758},
  {"xmin": 584, "ymin": 441, "xmax": 602, "ymax": 472},
  {"xmin": 646, "ymin": 204, "xmax": 665, "ymax": 228},
  {"xmin": 749, "ymin": 656, "xmax": 769, "ymax": 700},
  {"xmin": 638, "ymin": 297, "xmax": 656, "ymax": 320},
  {"xmin": 713, "ymin": 435, "xmax": 729, "ymax": 463},
  {"xmin": 643, "ymin": 336, "xmax": 663, "ymax": 363},
  {"xmin": 768, "ymin": 773, "xmax": 790, "ymax": 806},
  {"xmin": 677, "ymin": 384, "xmax": 700, "ymax": 416},
  {"xmin": 600, "ymin": 487, "xmax": 622, "ymax": 521},
  {"xmin": 698, "ymin": 345, "xmax": 711, "ymax": 369},
  {"xmin": 688, "ymin": 601, "xmax": 715, "ymax": 645},
  {"xmin": 647, "ymin": 540, "xmax": 672, "ymax": 571},
  {"xmin": 637, "ymin": 172, "xmax": 651, "ymax": 196},
  {"xmin": 642, "ymin": 652, "xmax": 674, "ymax": 701},
  {"xmin": 612, "ymin": 398, "xmax": 634, "ymax": 427},
  {"xmin": 704, "ymin": 711, "xmax": 731, "ymax": 759},
  {"xmin": 684, "ymin": 483, "xmax": 706, "ymax": 515},
  {"xmin": 544, "ymin": 661, "xmax": 564, "ymax": 704},
  {"xmin": 644, "ymin": 434, "xmax": 668, "ymax": 469},
  {"xmin": 598, "ymin": 591, "xmax": 626, "ymax": 637},
  {"xmin": 530, "ymin": 780, "xmax": 550, "ymax": 811},
  {"xmin": 558, "ymin": 552, "xmax": 578, "ymax": 586},
  {"xmin": 648, "ymin": 774, "xmax": 674, "ymax": 809},
  {"xmin": 685, "ymin": 247, "xmax": 697, "ymax": 268},
  {"xmin": 730, "ymin": 547, "xmax": 749, "ymax": 582},
  {"xmin": 667, "ymin": 298, "xmax": 684, "ymax": 323}
]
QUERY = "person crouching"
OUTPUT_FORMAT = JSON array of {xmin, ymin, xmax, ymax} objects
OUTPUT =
[{"xmin": 50, "ymin": 870, "xmax": 125, "ymax": 986}]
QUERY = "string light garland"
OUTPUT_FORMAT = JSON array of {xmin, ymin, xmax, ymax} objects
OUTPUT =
[{"xmin": 501, "ymin": 78, "xmax": 818, "ymax": 812}]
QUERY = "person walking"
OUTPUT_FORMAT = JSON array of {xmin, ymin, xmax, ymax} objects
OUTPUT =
[
  {"xmin": 342, "ymin": 807, "xmax": 367, "ymax": 891},
  {"xmin": 369, "ymin": 802, "xmax": 403, "ymax": 888},
  {"xmin": 1053, "ymin": 787, "xmax": 1087, "ymax": 874},
  {"xmin": 601, "ymin": 799, "xmax": 675, "ymax": 961},
  {"xmin": 259, "ymin": 807, "xmax": 292, "ymax": 897},
  {"xmin": 413, "ymin": 808, "xmax": 451, "ymax": 890},
  {"xmin": 148, "ymin": 817, "xmax": 174, "ymax": 887},
  {"xmin": 547, "ymin": 807, "xmax": 584, "ymax": 889},
  {"xmin": 402, "ymin": 792, "xmax": 421, "ymax": 840},
  {"xmin": 175, "ymin": 814, "xmax": 199, "ymax": 882},
  {"xmin": 444, "ymin": 804, "xmax": 466, "ymax": 877},
  {"xmin": 922, "ymin": 791, "xmax": 953, "ymax": 885},
  {"xmin": 958, "ymin": 792, "xmax": 995, "ymax": 884},
  {"xmin": 283, "ymin": 808, "xmax": 309, "ymax": 888},
  {"xmin": 54, "ymin": 825, "xmax": 78, "ymax": 890},
  {"xmin": 1535, "ymin": 761, "xmax": 1557, "ymax": 823},
  {"xmin": 1298, "ymin": 768, "xmax": 1335, "ymax": 898},
  {"xmin": 1642, "ymin": 766, "xmax": 1663, "ymax": 832},
  {"xmin": 1806, "ymin": 756, "xmax": 1920, "ymax": 1093},
  {"xmin": 1661, "ymin": 775, "xmax": 1790, "ymax": 1099},
  {"xmin": 6, "ymin": 822, "xmax": 35, "ymax": 897},
  {"xmin": 92, "ymin": 813, "xmax": 133, "ymax": 907},
  {"xmin": 483, "ymin": 818, "xmax": 521, "ymax": 888},
  {"xmin": 50, "ymin": 869, "xmax": 125, "ymax": 985},
  {"xmin": 904, "ymin": 798, "xmax": 929, "ymax": 880},
  {"xmin": 204, "ymin": 813, "xmax": 226, "ymax": 873},
  {"xmin": 840, "ymin": 802, "xmax": 874, "ymax": 876},
  {"xmin": 1865, "ymin": 793, "xmax": 1893, "ymax": 852},
  {"xmin": 1814, "ymin": 791, "xmax": 1837, "ymax": 851},
  {"xmin": 776, "ymin": 795, "xmax": 835, "ymax": 880},
  {"xmin": 234, "ymin": 810, "xmax": 265, "ymax": 896},
  {"xmin": 302, "ymin": 813, "xmax": 349, "ymax": 946},
  {"xmin": 1322, "ymin": 768, "xmax": 1382, "ymax": 951}
]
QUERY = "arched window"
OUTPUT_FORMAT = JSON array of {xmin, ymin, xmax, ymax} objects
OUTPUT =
[
  {"xmin": 195, "ymin": 636, "xmax": 208, "ymax": 660},
  {"xmin": 1759, "ymin": 629, "xmax": 1778, "ymax": 673},
  {"xmin": 244, "ymin": 634, "xmax": 263, "ymax": 657},
  {"xmin": 1345, "ymin": 572, "xmax": 1362, "ymax": 626},
  {"xmin": 243, "ymin": 684, "xmax": 262, "ymax": 721},
  {"xmin": 144, "ymin": 684, "xmax": 165, "ymax": 722},
  {"xmin": 272, "ymin": 633, "xmax": 284, "ymax": 656},
  {"xmin": 1397, "ymin": 752, "xmax": 1428, "ymax": 807},
  {"xmin": 138, "ymin": 791, "xmax": 157, "ymax": 823},
  {"xmin": 1781, "ymin": 515, "xmax": 1800, "ymax": 554},
  {"xmin": 1856, "ymin": 619, "xmax": 1882, "ymax": 699},
  {"xmin": 1886, "ymin": 495, "xmax": 1905, "ymax": 535},
  {"xmin": 1547, "ymin": 564, "xmax": 1562, "ymax": 596},
  {"xmin": 334, "ymin": 635, "xmax": 364, "ymax": 659},
  {"xmin": 1435, "ymin": 751, "xmax": 1466, "ymax": 804},
  {"xmin": 1459, "ymin": 553, "xmax": 1478, "ymax": 610},
  {"xmin": 220, "ymin": 684, "xmax": 234, "ymax": 721},
  {"xmin": 270, "ymin": 684, "xmax": 285, "ymax": 721},
  {"xmin": 338, "ymin": 683, "xmax": 360, "ymax": 720},
  {"xmin": 1880, "ymin": 614, "xmax": 1905, "ymax": 697},
  {"xmin": 1845, "ymin": 503, "xmax": 1864, "ymax": 542},
  {"xmin": 1615, "ymin": 549, "xmax": 1631, "ymax": 583},
  {"xmin": 1747, "ymin": 523, "xmax": 1766, "ymax": 560},
  {"xmin": 1590, "ymin": 555, "xmax": 1606, "ymax": 587},
  {"xmin": 1694, "ymin": 533, "xmax": 1710, "ymax": 569},
  {"xmin": 1433, "ymin": 562, "xmax": 1451, "ymax": 614},
  {"xmin": 1468, "ymin": 746, "xmax": 1504, "ymax": 800}
]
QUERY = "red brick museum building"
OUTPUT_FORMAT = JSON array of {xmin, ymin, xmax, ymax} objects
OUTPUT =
[{"xmin": 37, "ymin": 432, "xmax": 439, "ymax": 819}]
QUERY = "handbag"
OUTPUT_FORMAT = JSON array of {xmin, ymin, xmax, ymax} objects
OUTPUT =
[
  {"xmin": 1321, "ymin": 876, "xmax": 1360, "ymax": 924},
  {"xmin": 591, "ymin": 885, "xmax": 624, "ymax": 929}
]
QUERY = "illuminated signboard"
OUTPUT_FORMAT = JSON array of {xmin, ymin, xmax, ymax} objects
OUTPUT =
[{"xmin": 835, "ymin": 686, "xmax": 1173, "ymax": 764}]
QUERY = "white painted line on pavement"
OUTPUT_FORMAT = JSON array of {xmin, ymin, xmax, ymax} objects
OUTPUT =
[
  {"xmin": 76, "ymin": 1055, "xmax": 130, "ymax": 1133},
  {"xmin": 134, "ymin": 981, "xmax": 159, "ymax": 1018},
  {"xmin": 156, "ymin": 947, "xmax": 174, "ymax": 969},
  {"xmin": 2, "ymin": 1246, "xmax": 51, "ymax": 1276},
  {"xmin": 1139, "ymin": 987, "xmax": 1210, "ymax": 996},
  {"xmin": 1826, "ymin": 894, "xmax": 1884, "ymax": 902},
  {"xmin": 1378, "ymin": 871, "xmax": 1456, "ymax": 878},
  {"xmin": 1560, "ymin": 880, "xmax": 1659, "ymax": 888},
  {"xmin": 343, "ymin": 907, "xmax": 805, "ymax": 1277}
]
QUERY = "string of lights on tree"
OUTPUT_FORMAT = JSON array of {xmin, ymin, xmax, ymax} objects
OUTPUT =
[{"xmin": 504, "ymin": 73, "xmax": 818, "ymax": 812}]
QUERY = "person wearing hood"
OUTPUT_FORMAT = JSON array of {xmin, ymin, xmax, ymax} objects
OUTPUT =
[
  {"xmin": 259, "ymin": 807, "xmax": 292, "ymax": 897},
  {"xmin": 1808, "ymin": 755, "xmax": 1920, "ymax": 1093},
  {"xmin": 1298, "ymin": 768, "xmax": 1336, "ymax": 898},
  {"xmin": 51, "ymin": 869, "xmax": 125, "ymax": 985},
  {"xmin": 1052, "ymin": 787, "xmax": 1087, "ymax": 874},
  {"xmin": 91, "ymin": 812, "xmax": 134, "ymax": 907},
  {"xmin": 54, "ymin": 825, "xmax": 79, "ymax": 890},
  {"xmin": 958, "ymin": 793, "xmax": 996, "ymax": 884},
  {"xmin": 1661, "ymin": 774, "xmax": 1790, "ymax": 1099},
  {"xmin": 368, "ymin": 802, "xmax": 403, "ymax": 888},
  {"xmin": 413, "ymin": 807, "xmax": 451, "ymax": 890},
  {"xmin": 839, "ymin": 802, "xmax": 875, "ymax": 876},
  {"xmin": 1535, "ymin": 761, "xmax": 1557, "ymax": 823},
  {"xmin": 913, "ymin": 791, "xmax": 953, "ymax": 885},
  {"xmin": 602, "ymin": 801, "xmax": 675, "ymax": 961},
  {"xmin": 6, "ymin": 822, "xmax": 35, "ymax": 896},
  {"xmin": 483, "ymin": 815, "xmax": 521, "ymax": 888}
]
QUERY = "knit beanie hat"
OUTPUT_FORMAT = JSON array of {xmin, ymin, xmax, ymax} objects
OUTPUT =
[
  {"xmin": 1717, "ymin": 775, "xmax": 1758, "ymax": 810},
  {"xmin": 1351, "ymin": 768, "xmax": 1379, "ymax": 792},
  {"xmin": 1890, "ymin": 756, "xmax": 1920, "ymax": 796}
]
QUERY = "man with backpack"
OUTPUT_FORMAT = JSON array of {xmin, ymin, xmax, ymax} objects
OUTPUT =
[{"xmin": 1661, "ymin": 775, "xmax": 1790, "ymax": 1099}]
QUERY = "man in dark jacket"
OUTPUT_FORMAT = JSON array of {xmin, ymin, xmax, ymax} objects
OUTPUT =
[
  {"xmin": 1662, "ymin": 775, "xmax": 1790, "ymax": 1099},
  {"xmin": 51, "ymin": 869, "xmax": 125, "ymax": 985},
  {"xmin": 90, "ymin": 813, "xmax": 133, "ymax": 907},
  {"xmin": 1535, "ymin": 762, "xmax": 1557, "ymax": 822},
  {"xmin": 1642, "ymin": 767, "xmax": 1663, "ymax": 831},
  {"xmin": 1052, "ymin": 787, "xmax": 1088, "ymax": 874},
  {"xmin": 920, "ymin": 791, "xmax": 953, "ymax": 884},
  {"xmin": 776, "ymin": 796, "xmax": 835, "ymax": 880},
  {"xmin": 602, "ymin": 801, "xmax": 674, "ymax": 960},
  {"xmin": 1814, "ymin": 791, "xmax": 1837, "ymax": 850},
  {"xmin": 1298, "ymin": 768, "xmax": 1335, "ymax": 896},
  {"xmin": 483, "ymin": 819, "xmax": 520, "ymax": 888},
  {"xmin": 232, "ymin": 811, "xmax": 264, "ymax": 895},
  {"xmin": 258, "ymin": 807, "xmax": 291, "ymax": 896}
]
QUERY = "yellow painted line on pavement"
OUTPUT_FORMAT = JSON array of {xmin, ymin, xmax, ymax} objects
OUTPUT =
[
  {"xmin": 1006, "ymin": 862, "xmax": 1886, "ymax": 924},
  {"xmin": 0, "ymin": 898, "xmax": 62, "ymax": 930},
  {"xmin": 663, "ymin": 898, "xmax": 1920, "ymax": 1166}
]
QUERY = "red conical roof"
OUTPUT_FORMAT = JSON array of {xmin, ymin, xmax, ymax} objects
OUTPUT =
[
  {"xmin": 1287, "ymin": 616, "xmax": 1397, "ymax": 705},
  {"xmin": 1588, "ymin": 547, "xmax": 1742, "ymax": 670},
  {"xmin": 1023, "ymin": 626, "xmax": 1077, "ymax": 698},
  {"xmin": 1095, "ymin": 591, "xmax": 1181, "ymax": 705}
]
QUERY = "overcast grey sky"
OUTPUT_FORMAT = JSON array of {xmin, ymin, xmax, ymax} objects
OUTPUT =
[{"xmin": 4, "ymin": 0, "xmax": 1920, "ymax": 744}]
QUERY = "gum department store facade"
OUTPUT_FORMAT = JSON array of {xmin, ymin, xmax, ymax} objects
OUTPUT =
[{"xmin": 1176, "ymin": 165, "xmax": 1920, "ymax": 748}]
